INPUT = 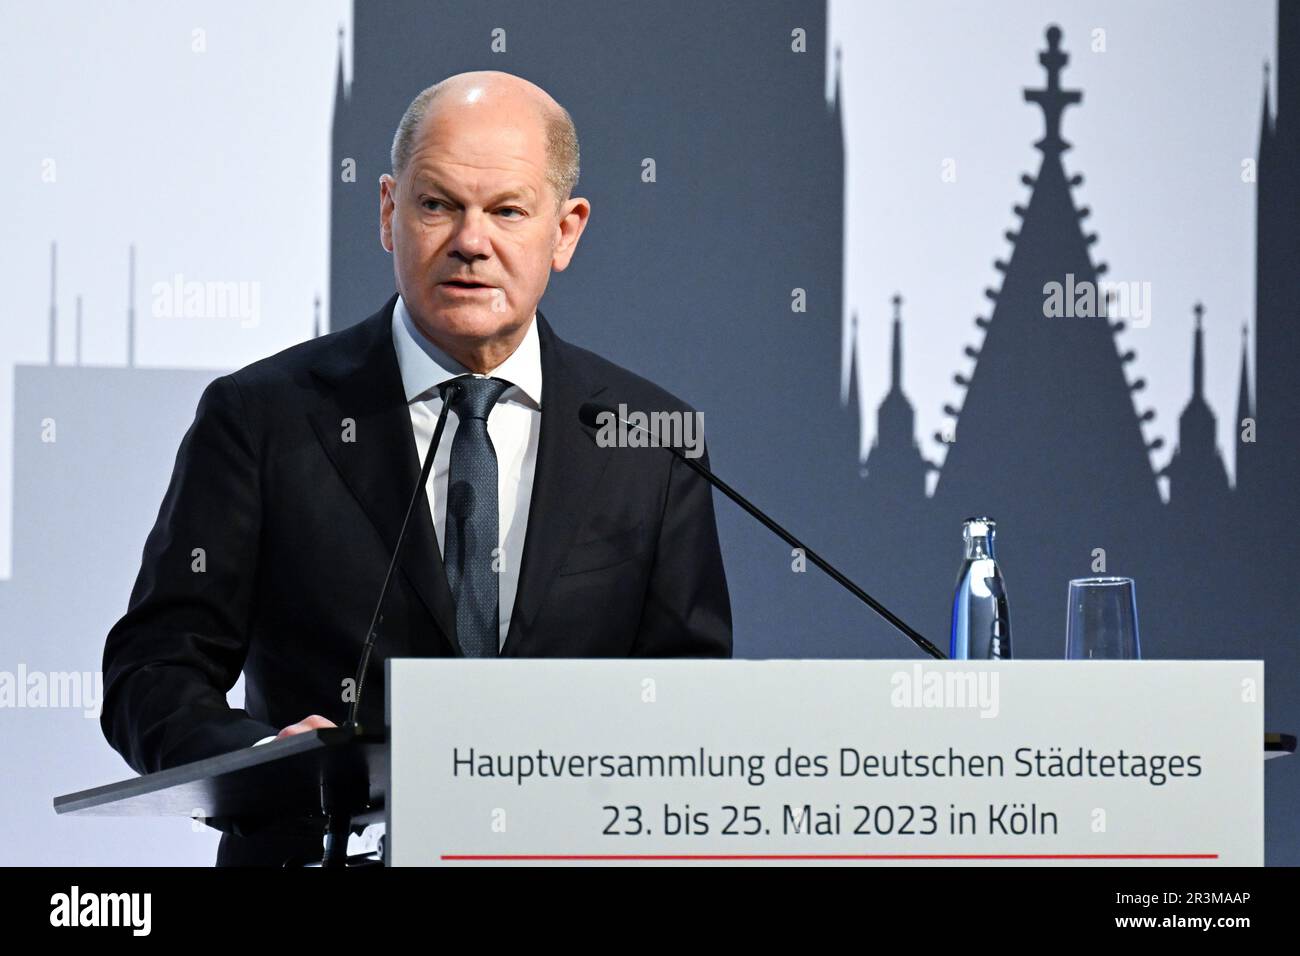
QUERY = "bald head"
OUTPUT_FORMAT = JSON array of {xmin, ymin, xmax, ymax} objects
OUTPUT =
[{"xmin": 390, "ymin": 71, "xmax": 579, "ymax": 211}]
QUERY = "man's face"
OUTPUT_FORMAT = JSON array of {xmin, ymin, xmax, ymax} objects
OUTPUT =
[{"xmin": 379, "ymin": 101, "xmax": 585, "ymax": 363}]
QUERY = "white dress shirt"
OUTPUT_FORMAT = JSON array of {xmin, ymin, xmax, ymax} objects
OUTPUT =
[
  {"xmin": 390, "ymin": 293, "xmax": 543, "ymax": 652},
  {"xmin": 251, "ymin": 295, "xmax": 543, "ymax": 751}
]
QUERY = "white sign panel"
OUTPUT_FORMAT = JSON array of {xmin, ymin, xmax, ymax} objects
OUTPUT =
[{"xmin": 387, "ymin": 660, "xmax": 1263, "ymax": 866}]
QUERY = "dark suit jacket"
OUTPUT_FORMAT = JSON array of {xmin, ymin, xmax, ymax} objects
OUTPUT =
[{"xmin": 100, "ymin": 293, "xmax": 731, "ymax": 865}]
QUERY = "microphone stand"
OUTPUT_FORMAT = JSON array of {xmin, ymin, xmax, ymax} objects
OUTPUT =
[
  {"xmin": 346, "ymin": 381, "xmax": 463, "ymax": 730},
  {"xmin": 580, "ymin": 403, "xmax": 945, "ymax": 661},
  {"xmin": 322, "ymin": 381, "xmax": 461, "ymax": 867}
]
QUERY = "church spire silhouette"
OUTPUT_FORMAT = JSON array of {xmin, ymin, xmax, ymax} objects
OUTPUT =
[
  {"xmin": 1192, "ymin": 301, "xmax": 1206, "ymax": 399},
  {"xmin": 333, "ymin": 24, "xmax": 348, "ymax": 105},
  {"xmin": 863, "ymin": 293, "xmax": 931, "ymax": 497},
  {"xmin": 1163, "ymin": 302, "xmax": 1230, "ymax": 506},
  {"xmin": 1252, "ymin": 1, "xmax": 1300, "ymax": 522},
  {"xmin": 843, "ymin": 309, "xmax": 862, "ymax": 463},
  {"xmin": 1236, "ymin": 323, "xmax": 1256, "ymax": 494},
  {"xmin": 327, "ymin": 23, "xmax": 353, "ymax": 334},
  {"xmin": 933, "ymin": 25, "xmax": 1161, "ymax": 516},
  {"xmin": 889, "ymin": 293, "xmax": 903, "ymax": 392},
  {"xmin": 1023, "ymin": 25, "xmax": 1082, "ymax": 156}
]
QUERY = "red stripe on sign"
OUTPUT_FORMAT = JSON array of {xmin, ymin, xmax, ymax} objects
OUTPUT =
[{"xmin": 439, "ymin": 852, "xmax": 1219, "ymax": 861}]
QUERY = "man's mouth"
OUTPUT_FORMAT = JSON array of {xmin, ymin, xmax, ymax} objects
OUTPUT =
[{"xmin": 440, "ymin": 279, "xmax": 492, "ymax": 289}]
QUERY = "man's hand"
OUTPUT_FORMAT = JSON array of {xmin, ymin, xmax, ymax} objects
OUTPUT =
[{"xmin": 276, "ymin": 714, "xmax": 338, "ymax": 738}]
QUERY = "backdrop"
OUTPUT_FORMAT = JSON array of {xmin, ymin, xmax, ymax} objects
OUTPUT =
[{"xmin": 2, "ymin": 0, "xmax": 1295, "ymax": 865}]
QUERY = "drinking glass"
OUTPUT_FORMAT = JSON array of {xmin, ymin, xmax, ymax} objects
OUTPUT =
[{"xmin": 1065, "ymin": 577, "xmax": 1141, "ymax": 659}]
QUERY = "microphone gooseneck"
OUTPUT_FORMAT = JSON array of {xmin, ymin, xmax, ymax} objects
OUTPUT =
[
  {"xmin": 578, "ymin": 401, "xmax": 945, "ymax": 659},
  {"xmin": 345, "ymin": 382, "xmax": 463, "ymax": 730}
]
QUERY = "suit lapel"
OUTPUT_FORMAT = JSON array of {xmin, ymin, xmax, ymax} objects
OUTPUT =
[
  {"xmin": 502, "ymin": 310, "xmax": 611, "ymax": 654},
  {"xmin": 306, "ymin": 294, "xmax": 460, "ymax": 655}
]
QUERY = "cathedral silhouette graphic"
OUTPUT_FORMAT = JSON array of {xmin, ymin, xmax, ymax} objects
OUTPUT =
[
  {"xmin": 321, "ymin": 2, "xmax": 1298, "ymax": 685},
  {"xmin": 330, "ymin": 6, "xmax": 1294, "ymax": 866},
  {"xmin": 849, "ymin": 17, "xmax": 1296, "ymax": 676}
]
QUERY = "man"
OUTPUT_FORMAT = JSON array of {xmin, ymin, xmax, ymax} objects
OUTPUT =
[{"xmin": 100, "ymin": 71, "xmax": 732, "ymax": 866}]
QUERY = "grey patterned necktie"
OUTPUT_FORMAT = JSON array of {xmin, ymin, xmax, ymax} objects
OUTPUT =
[{"xmin": 443, "ymin": 375, "xmax": 512, "ymax": 657}]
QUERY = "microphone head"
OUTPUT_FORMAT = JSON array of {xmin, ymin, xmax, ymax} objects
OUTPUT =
[{"xmin": 578, "ymin": 401, "xmax": 616, "ymax": 429}]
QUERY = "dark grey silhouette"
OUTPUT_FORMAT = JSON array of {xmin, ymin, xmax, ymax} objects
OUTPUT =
[
  {"xmin": 319, "ymin": 5, "xmax": 1300, "ymax": 862},
  {"xmin": 1162, "ymin": 303, "xmax": 1231, "ymax": 507},
  {"xmin": 862, "ymin": 294, "xmax": 933, "ymax": 500}
]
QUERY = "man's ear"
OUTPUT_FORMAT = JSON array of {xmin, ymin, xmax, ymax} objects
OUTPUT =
[
  {"xmin": 379, "ymin": 173, "xmax": 397, "ymax": 253},
  {"xmin": 551, "ymin": 196, "xmax": 591, "ymax": 272}
]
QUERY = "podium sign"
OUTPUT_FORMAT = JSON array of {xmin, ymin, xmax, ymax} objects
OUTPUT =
[{"xmin": 386, "ymin": 660, "xmax": 1263, "ymax": 866}]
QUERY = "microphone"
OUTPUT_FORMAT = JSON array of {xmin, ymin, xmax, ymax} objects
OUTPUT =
[
  {"xmin": 578, "ymin": 401, "xmax": 945, "ymax": 659},
  {"xmin": 345, "ymin": 380, "xmax": 464, "ymax": 730}
]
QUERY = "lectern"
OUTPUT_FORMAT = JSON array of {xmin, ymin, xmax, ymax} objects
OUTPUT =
[{"xmin": 55, "ymin": 660, "xmax": 1295, "ymax": 866}]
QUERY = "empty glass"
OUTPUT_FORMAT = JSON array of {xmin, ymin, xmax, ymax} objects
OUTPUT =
[{"xmin": 1065, "ymin": 577, "xmax": 1141, "ymax": 659}]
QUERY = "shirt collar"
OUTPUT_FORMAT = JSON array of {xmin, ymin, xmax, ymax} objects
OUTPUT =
[{"xmin": 392, "ymin": 293, "xmax": 543, "ymax": 408}]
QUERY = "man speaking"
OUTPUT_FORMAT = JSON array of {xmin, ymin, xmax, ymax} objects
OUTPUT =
[{"xmin": 100, "ymin": 71, "xmax": 732, "ymax": 865}]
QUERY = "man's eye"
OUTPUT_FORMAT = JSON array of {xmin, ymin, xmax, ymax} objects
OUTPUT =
[
  {"xmin": 498, "ymin": 207, "xmax": 524, "ymax": 218},
  {"xmin": 421, "ymin": 199, "xmax": 446, "ymax": 211}
]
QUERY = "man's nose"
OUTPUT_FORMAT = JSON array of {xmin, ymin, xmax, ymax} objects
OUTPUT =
[{"xmin": 447, "ymin": 209, "xmax": 491, "ymax": 259}]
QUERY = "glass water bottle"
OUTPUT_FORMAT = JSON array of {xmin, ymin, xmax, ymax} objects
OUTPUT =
[{"xmin": 949, "ymin": 517, "xmax": 1012, "ymax": 660}]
